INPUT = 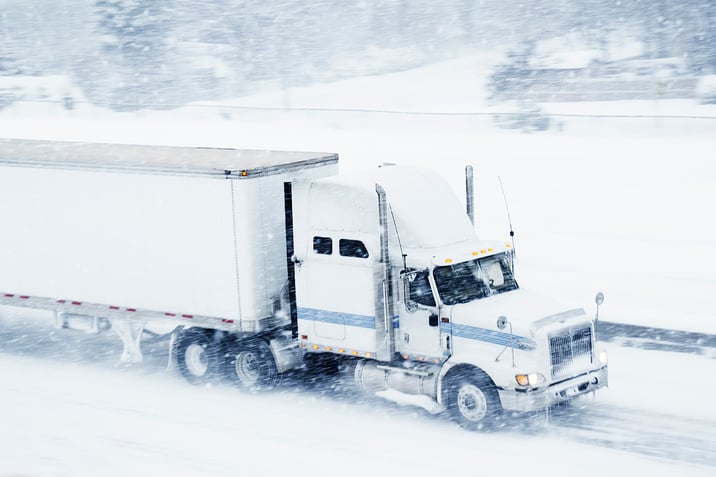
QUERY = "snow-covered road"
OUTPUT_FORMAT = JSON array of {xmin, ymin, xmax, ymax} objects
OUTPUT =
[
  {"xmin": 0, "ymin": 313, "xmax": 714, "ymax": 477},
  {"xmin": 546, "ymin": 400, "xmax": 716, "ymax": 468}
]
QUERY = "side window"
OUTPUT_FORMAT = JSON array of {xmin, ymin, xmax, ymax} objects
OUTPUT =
[
  {"xmin": 313, "ymin": 236, "xmax": 332, "ymax": 255},
  {"xmin": 410, "ymin": 271, "xmax": 436, "ymax": 307},
  {"xmin": 339, "ymin": 239, "xmax": 369, "ymax": 259}
]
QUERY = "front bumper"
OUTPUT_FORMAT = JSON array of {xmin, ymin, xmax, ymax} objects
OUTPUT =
[{"xmin": 498, "ymin": 366, "xmax": 608, "ymax": 413}]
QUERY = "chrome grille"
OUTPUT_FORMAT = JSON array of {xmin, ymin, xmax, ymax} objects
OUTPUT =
[{"xmin": 550, "ymin": 326, "xmax": 593, "ymax": 378}]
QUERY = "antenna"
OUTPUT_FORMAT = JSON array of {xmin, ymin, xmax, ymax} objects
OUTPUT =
[
  {"xmin": 389, "ymin": 206, "xmax": 408, "ymax": 271},
  {"xmin": 498, "ymin": 176, "xmax": 516, "ymax": 268}
]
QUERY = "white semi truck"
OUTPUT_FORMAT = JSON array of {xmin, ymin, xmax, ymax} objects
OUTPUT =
[{"xmin": 0, "ymin": 138, "xmax": 608, "ymax": 430}]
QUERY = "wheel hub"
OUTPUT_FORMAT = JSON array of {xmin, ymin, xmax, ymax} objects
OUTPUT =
[
  {"xmin": 235, "ymin": 351, "xmax": 260, "ymax": 385},
  {"xmin": 185, "ymin": 343, "xmax": 208, "ymax": 377},
  {"xmin": 457, "ymin": 383, "xmax": 488, "ymax": 422}
]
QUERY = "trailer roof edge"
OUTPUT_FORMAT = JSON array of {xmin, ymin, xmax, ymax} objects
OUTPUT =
[{"xmin": 0, "ymin": 138, "xmax": 339, "ymax": 179}]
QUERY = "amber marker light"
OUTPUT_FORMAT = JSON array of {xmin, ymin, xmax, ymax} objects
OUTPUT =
[{"xmin": 516, "ymin": 373, "xmax": 545, "ymax": 387}]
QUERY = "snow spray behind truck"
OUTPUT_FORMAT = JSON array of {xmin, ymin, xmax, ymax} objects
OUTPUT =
[{"xmin": 0, "ymin": 138, "xmax": 608, "ymax": 430}]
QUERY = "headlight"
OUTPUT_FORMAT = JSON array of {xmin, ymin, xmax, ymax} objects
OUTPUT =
[
  {"xmin": 599, "ymin": 350, "xmax": 608, "ymax": 365},
  {"xmin": 515, "ymin": 372, "xmax": 545, "ymax": 387}
]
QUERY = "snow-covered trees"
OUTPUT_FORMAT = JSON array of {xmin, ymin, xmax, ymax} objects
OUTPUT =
[
  {"xmin": 1, "ymin": 0, "xmax": 714, "ymax": 109},
  {"xmin": 86, "ymin": 0, "xmax": 175, "ymax": 110}
]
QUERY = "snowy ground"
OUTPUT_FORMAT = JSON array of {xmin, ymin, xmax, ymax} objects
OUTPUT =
[
  {"xmin": 0, "ymin": 313, "xmax": 714, "ymax": 477},
  {"xmin": 1, "ymin": 54, "xmax": 715, "ymax": 475}
]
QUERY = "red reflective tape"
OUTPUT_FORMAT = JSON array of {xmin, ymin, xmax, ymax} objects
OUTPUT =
[
  {"xmin": 71, "ymin": 301, "xmax": 81, "ymax": 305},
  {"xmin": 57, "ymin": 299, "xmax": 66, "ymax": 303},
  {"xmin": 126, "ymin": 308, "xmax": 136, "ymax": 312},
  {"xmin": 165, "ymin": 312, "xmax": 176, "ymax": 317},
  {"xmin": 182, "ymin": 314, "xmax": 193, "ymax": 319},
  {"xmin": 222, "ymin": 319, "xmax": 234, "ymax": 324},
  {"xmin": 109, "ymin": 306, "xmax": 120, "ymax": 310},
  {"xmin": 20, "ymin": 296, "xmax": 30, "ymax": 299},
  {"xmin": 5, "ymin": 294, "xmax": 15, "ymax": 298}
]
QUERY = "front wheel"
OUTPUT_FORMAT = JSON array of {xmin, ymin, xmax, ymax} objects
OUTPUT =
[
  {"xmin": 445, "ymin": 369, "xmax": 502, "ymax": 431},
  {"xmin": 225, "ymin": 339, "xmax": 279, "ymax": 391}
]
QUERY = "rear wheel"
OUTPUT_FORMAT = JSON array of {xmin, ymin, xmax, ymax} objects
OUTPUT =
[
  {"xmin": 174, "ymin": 328, "xmax": 222, "ymax": 384},
  {"xmin": 445, "ymin": 368, "xmax": 502, "ymax": 431},
  {"xmin": 225, "ymin": 339, "xmax": 279, "ymax": 391}
]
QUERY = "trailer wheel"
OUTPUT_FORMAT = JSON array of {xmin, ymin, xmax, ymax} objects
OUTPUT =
[
  {"xmin": 226, "ymin": 339, "xmax": 279, "ymax": 391},
  {"xmin": 174, "ymin": 329, "xmax": 222, "ymax": 384},
  {"xmin": 445, "ymin": 368, "xmax": 502, "ymax": 431}
]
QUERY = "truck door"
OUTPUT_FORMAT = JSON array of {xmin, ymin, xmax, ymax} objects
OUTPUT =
[
  {"xmin": 295, "ymin": 234, "xmax": 380, "ymax": 350},
  {"xmin": 397, "ymin": 270, "xmax": 446, "ymax": 361}
]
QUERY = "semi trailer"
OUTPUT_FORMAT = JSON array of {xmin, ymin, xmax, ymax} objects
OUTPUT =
[{"xmin": 0, "ymin": 138, "xmax": 608, "ymax": 430}]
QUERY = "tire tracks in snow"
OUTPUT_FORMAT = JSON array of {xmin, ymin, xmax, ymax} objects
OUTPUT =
[{"xmin": 531, "ymin": 401, "xmax": 716, "ymax": 468}]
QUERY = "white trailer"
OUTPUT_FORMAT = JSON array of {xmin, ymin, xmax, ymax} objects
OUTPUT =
[
  {"xmin": 0, "ymin": 139, "xmax": 337, "ymax": 381},
  {"xmin": 0, "ymin": 138, "xmax": 608, "ymax": 430}
]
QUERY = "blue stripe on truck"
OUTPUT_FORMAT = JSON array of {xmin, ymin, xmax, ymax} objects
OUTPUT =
[
  {"xmin": 297, "ymin": 307, "xmax": 399, "ymax": 329},
  {"xmin": 446, "ymin": 322, "xmax": 536, "ymax": 350},
  {"xmin": 299, "ymin": 308, "xmax": 535, "ymax": 350}
]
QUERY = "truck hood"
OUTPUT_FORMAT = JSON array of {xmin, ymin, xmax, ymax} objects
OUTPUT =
[{"xmin": 447, "ymin": 288, "xmax": 589, "ymax": 345}]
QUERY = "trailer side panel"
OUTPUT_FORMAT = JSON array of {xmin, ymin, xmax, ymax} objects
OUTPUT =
[{"xmin": 0, "ymin": 164, "xmax": 242, "ymax": 320}]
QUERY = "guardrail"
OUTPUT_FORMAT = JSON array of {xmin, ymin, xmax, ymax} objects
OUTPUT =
[
  {"xmin": 598, "ymin": 321, "xmax": 716, "ymax": 355},
  {"xmin": 3, "ymin": 97, "xmax": 716, "ymax": 121}
]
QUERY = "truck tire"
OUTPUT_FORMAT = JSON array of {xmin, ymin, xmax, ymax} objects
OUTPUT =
[
  {"xmin": 445, "ymin": 368, "xmax": 502, "ymax": 431},
  {"xmin": 225, "ymin": 339, "xmax": 279, "ymax": 391},
  {"xmin": 174, "ymin": 328, "xmax": 222, "ymax": 384}
]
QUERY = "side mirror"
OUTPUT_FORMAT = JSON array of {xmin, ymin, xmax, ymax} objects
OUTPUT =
[
  {"xmin": 496, "ymin": 315, "xmax": 509, "ymax": 330},
  {"xmin": 595, "ymin": 292, "xmax": 605, "ymax": 320},
  {"xmin": 496, "ymin": 316, "xmax": 515, "ymax": 367},
  {"xmin": 594, "ymin": 292, "xmax": 604, "ymax": 339}
]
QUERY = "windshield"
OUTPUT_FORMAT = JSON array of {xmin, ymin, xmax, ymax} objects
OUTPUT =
[{"xmin": 433, "ymin": 253, "xmax": 518, "ymax": 305}]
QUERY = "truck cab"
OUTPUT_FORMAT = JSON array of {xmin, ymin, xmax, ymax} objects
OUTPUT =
[{"xmin": 292, "ymin": 164, "xmax": 608, "ymax": 429}]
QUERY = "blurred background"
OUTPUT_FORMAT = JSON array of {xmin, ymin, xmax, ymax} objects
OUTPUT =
[{"xmin": 1, "ymin": 0, "xmax": 714, "ymax": 112}]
